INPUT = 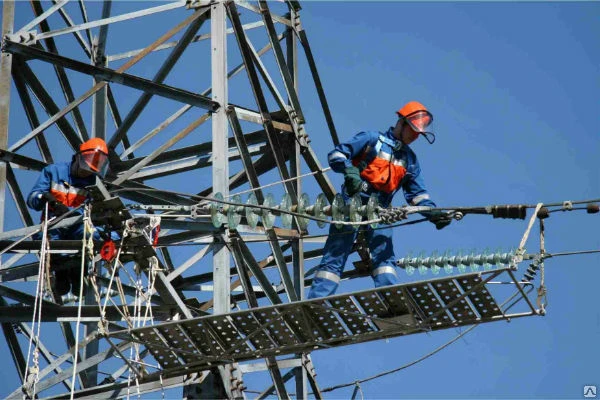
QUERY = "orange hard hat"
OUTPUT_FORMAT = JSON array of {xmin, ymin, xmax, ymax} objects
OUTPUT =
[
  {"xmin": 77, "ymin": 138, "xmax": 109, "ymax": 178},
  {"xmin": 397, "ymin": 101, "xmax": 436, "ymax": 144},
  {"xmin": 80, "ymin": 138, "xmax": 108, "ymax": 154},
  {"xmin": 397, "ymin": 101, "xmax": 429, "ymax": 118}
]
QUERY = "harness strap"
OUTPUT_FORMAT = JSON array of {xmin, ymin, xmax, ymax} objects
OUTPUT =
[{"xmin": 378, "ymin": 134, "xmax": 402, "ymax": 150}]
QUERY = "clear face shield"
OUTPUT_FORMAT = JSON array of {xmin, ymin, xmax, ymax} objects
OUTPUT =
[
  {"xmin": 76, "ymin": 149, "xmax": 109, "ymax": 178},
  {"xmin": 405, "ymin": 110, "xmax": 436, "ymax": 144}
]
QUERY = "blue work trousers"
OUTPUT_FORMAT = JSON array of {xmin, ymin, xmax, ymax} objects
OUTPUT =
[{"xmin": 307, "ymin": 222, "xmax": 398, "ymax": 299}]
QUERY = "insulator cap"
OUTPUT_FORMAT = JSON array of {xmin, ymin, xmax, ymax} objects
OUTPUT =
[
  {"xmin": 587, "ymin": 203, "xmax": 599, "ymax": 214},
  {"xmin": 526, "ymin": 267, "xmax": 538, "ymax": 275},
  {"xmin": 530, "ymin": 264, "xmax": 540, "ymax": 271},
  {"xmin": 537, "ymin": 207, "xmax": 550, "ymax": 219}
]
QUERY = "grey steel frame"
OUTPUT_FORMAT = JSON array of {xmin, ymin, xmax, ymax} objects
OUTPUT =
[
  {"xmin": 0, "ymin": 0, "xmax": 340, "ymax": 397},
  {"xmin": 0, "ymin": 1, "xmax": 538, "ymax": 399}
]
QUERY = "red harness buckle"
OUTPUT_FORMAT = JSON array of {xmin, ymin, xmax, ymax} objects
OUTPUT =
[{"xmin": 100, "ymin": 240, "xmax": 117, "ymax": 262}]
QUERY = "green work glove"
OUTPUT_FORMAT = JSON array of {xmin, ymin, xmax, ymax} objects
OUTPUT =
[{"xmin": 344, "ymin": 166, "xmax": 363, "ymax": 196}]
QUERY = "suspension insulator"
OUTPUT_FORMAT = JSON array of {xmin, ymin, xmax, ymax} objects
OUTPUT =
[
  {"xmin": 246, "ymin": 193, "xmax": 259, "ymax": 228},
  {"xmin": 443, "ymin": 251, "xmax": 454, "ymax": 274},
  {"xmin": 262, "ymin": 193, "xmax": 276, "ymax": 229},
  {"xmin": 313, "ymin": 193, "xmax": 328, "ymax": 228},
  {"xmin": 332, "ymin": 194, "xmax": 346, "ymax": 229},
  {"xmin": 482, "ymin": 249, "xmax": 494, "ymax": 271},
  {"xmin": 227, "ymin": 194, "xmax": 242, "ymax": 229},
  {"xmin": 366, "ymin": 194, "xmax": 379, "ymax": 228},
  {"xmin": 397, "ymin": 249, "xmax": 515, "ymax": 276},
  {"xmin": 296, "ymin": 193, "xmax": 310, "ymax": 230},
  {"xmin": 430, "ymin": 251, "xmax": 441, "ymax": 275},
  {"xmin": 405, "ymin": 254, "xmax": 416, "ymax": 275},
  {"xmin": 280, "ymin": 193, "xmax": 293, "ymax": 229},
  {"xmin": 348, "ymin": 194, "xmax": 362, "ymax": 224},
  {"xmin": 417, "ymin": 251, "xmax": 428, "ymax": 275},
  {"xmin": 210, "ymin": 192, "xmax": 225, "ymax": 228}
]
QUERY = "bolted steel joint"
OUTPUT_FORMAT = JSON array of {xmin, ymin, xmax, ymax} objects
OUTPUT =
[{"xmin": 5, "ymin": 31, "xmax": 37, "ymax": 46}]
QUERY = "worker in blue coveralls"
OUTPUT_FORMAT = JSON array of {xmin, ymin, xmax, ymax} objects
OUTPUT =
[
  {"xmin": 27, "ymin": 138, "xmax": 114, "ymax": 296},
  {"xmin": 307, "ymin": 101, "xmax": 451, "ymax": 299}
]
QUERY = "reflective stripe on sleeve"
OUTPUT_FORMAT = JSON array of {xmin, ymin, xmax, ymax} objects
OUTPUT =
[
  {"xmin": 50, "ymin": 181, "xmax": 89, "ymax": 207},
  {"xmin": 391, "ymin": 158, "xmax": 406, "ymax": 167},
  {"xmin": 328, "ymin": 151, "xmax": 348, "ymax": 163},
  {"xmin": 411, "ymin": 194, "xmax": 430, "ymax": 205},
  {"xmin": 314, "ymin": 270, "xmax": 341, "ymax": 283},
  {"xmin": 372, "ymin": 266, "xmax": 398, "ymax": 277},
  {"xmin": 50, "ymin": 181, "xmax": 88, "ymax": 198}
]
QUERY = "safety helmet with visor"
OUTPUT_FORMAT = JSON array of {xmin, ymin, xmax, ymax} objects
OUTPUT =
[
  {"xmin": 397, "ymin": 101, "xmax": 435, "ymax": 144},
  {"xmin": 75, "ymin": 138, "xmax": 109, "ymax": 178}
]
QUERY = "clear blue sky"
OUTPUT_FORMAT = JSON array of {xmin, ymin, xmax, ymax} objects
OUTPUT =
[
  {"xmin": 1, "ymin": 1, "xmax": 599, "ymax": 399},
  {"xmin": 291, "ymin": 2, "xmax": 600, "ymax": 399}
]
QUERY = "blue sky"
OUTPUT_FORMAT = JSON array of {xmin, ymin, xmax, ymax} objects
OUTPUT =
[
  {"xmin": 1, "ymin": 1, "xmax": 599, "ymax": 399},
  {"xmin": 290, "ymin": 2, "xmax": 599, "ymax": 398}
]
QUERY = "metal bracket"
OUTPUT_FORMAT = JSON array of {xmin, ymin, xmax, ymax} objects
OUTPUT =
[
  {"xmin": 5, "ymin": 31, "xmax": 37, "ymax": 46},
  {"xmin": 225, "ymin": 363, "xmax": 245, "ymax": 397},
  {"xmin": 562, "ymin": 200, "xmax": 573, "ymax": 211},
  {"xmin": 186, "ymin": 0, "xmax": 211, "ymax": 10},
  {"xmin": 301, "ymin": 354, "xmax": 316, "ymax": 379},
  {"xmin": 191, "ymin": 203, "xmax": 209, "ymax": 219},
  {"xmin": 513, "ymin": 247, "xmax": 526, "ymax": 265}
]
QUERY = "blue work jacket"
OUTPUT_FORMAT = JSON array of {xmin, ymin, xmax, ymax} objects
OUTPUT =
[{"xmin": 327, "ymin": 128, "xmax": 436, "ymax": 208}]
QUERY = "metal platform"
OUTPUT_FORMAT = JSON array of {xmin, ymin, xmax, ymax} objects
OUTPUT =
[{"xmin": 109, "ymin": 268, "xmax": 538, "ymax": 377}]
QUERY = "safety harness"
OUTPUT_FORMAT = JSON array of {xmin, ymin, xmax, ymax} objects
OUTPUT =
[{"xmin": 353, "ymin": 134, "xmax": 406, "ymax": 194}]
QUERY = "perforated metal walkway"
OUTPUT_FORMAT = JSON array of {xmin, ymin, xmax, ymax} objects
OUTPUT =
[{"xmin": 109, "ymin": 268, "xmax": 537, "ymax": 376}]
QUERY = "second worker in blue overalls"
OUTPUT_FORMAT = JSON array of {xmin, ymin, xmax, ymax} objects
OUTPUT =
[{"xmin": 307, "ymin": 101, "xmax": 451, "ymax": 298}]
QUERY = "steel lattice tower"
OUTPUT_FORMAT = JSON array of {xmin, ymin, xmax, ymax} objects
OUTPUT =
[
  {"xmin": 0, "ymin": 1, "xmax": 341, "ymax": 397},
  {"xmin": 0, "ymin": 1, "xmax": 542, "ymax": 398}
]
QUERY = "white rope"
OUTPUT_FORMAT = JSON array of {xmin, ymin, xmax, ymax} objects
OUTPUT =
[
  {"xmin": 70, "ymin": 205, "xmax": 94, "ymax": 399},
  {"xmin": 126, "ymin": 223, "xmax": 156, "ymax": 399},
  {"xmin": 141, "ymin": 257, "xmax": 159, "ymax": 326},
  {"xmin": 512, "ymin": 203, "xmax": 544, "ymax": 267},
  {"xmin": 133, "ymin": 266, "xmax": 143, "ymax": 396},
  {"xmin": 99, "ymin": 224, "xmax": 134, "ymax": 329},
  {"xmin": 101, "ymin": 243, "xmax": 126, "ymax": 317},
  {"xmin": 227, "ymin": 167, "xmax": 332, "ymax": 198},
  {"xmin": 125, "ymin": 222, "xmax": 163, "ymax": 398},
  {"xmin": 24, "ymin": 202, "xmax": 51, "ymax": 397},
  {"xmin": 126, "ymin": 260, "xmax": 143, "ymax": 400}
]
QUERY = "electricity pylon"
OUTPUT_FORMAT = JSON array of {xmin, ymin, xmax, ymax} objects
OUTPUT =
[
  {"xmin": 0, "ymin": 1, "xmax": 543, "ymax": 398},
  {"xmin": 0, "ymin": 1, "xmax": 339, "ymax": 397}
]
